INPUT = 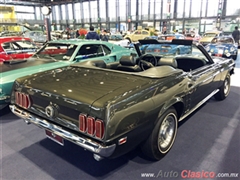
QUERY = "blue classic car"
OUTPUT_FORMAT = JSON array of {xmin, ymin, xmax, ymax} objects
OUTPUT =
[
  {"xmin": 0, "ymin": 39, "xmax": 137, "ymax": 110},
  {"xmin": 140, "ymin": 39, "xmax": 192, "ymax": 55},
  {"xmin": 205, "ymin": 36, "xmax": 238, "ymax": 60},
  {"xmin": 137, "ymin": 35, "xmax": 189, "ymax": 55}
]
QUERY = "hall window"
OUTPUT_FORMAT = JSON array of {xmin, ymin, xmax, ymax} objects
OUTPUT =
[
  {"xmin": 61, "ymin": 4, "xmax": 66, "ymax": 20},
  {"xmin": 155, "ymin": 0, "xmax": 161, "ymax": 19},
  {"xmin": 206, "ymin": 0, "xmax": 219, "ymax": 17},
  {"xmin": 191, "ymin": 0, "xmax": 201, "ymax": 17},
  {"xmin": 75, "ymin": 3, "xmax": 81, "ymax": 21},
  {"xmin": 99, "ymin": 0, "xmax": 106, "ymax": 21},
  {"xmin": 90, "ymin": 1, "xmax": 98, "ymax": 20},
  {"xmin": 108, "ymin": 0, "xmax": 116, "ymax": 21},
  {"xmin": 68, "ymin": 4, "xmax": 73, "ymax": 20}
]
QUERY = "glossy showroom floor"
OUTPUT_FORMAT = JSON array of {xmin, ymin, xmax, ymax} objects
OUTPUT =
[{"xmin": 1, "ymin": 52, "xmax": 240, "ymax": 180}]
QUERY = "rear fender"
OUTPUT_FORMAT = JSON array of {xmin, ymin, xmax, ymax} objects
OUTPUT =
[{"xmin": 157, "ymin": 97, "xmax": 185, "ymax": 122}]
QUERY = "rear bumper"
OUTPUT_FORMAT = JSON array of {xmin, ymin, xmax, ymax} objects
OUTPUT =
[{"xmin": 9, "ymin": 105, "xmax": 116, "ymax": 158}]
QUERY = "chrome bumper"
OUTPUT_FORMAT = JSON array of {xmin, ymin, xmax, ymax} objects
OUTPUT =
[{"xmin": 9, "ymin": 105, "xmax": 116, "ymax": 158}]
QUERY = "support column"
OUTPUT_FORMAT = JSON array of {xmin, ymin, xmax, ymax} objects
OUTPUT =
[{"xmin": 216, "ymin": 0, "xmax": 223, "ymax": 30}]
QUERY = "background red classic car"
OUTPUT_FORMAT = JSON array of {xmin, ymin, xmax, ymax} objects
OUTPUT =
[{"xmin": 0, "ymin": 36, "xmax": 38, "ymax": 61}]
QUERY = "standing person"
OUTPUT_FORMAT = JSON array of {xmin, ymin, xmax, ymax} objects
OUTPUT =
[
  {"xmin": 100, "ymin": 30, "xmax": 109, "ymax": 41},
  {"xmin": 76, "ymin": 29, "xmax": 80, "ymax": 38},
  {"xmin": 85, "ymin": 26, "xmax": 100, "ymax": 40},
  {"xmin": 162, "ymin": 26, "xmax": 167, "ymax": 34},
  {"xmin": 232, "ymin": 26, "xmax": 240, "ymax": 45}
]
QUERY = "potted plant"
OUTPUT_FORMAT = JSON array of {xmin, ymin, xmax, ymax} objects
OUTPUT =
[{"xmin": 78, "ymin": 28, "xmax": 87, "ymax": 39}]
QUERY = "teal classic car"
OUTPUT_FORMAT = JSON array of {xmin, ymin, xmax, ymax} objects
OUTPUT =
[{"xmin": 0, "ymin": 39, "xmax": 137, "ymax": 110}]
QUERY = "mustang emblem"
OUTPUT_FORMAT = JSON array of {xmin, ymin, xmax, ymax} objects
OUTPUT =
[{"xmin": 45, "ymin": 105, "xmax": 55, "ymax": 118}]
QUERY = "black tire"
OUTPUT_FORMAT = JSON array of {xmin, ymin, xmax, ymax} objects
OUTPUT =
[
  {"xmin": 141, "ymin": 107, "xmax": 178, "ymax": 160},
  {"xmin": 214, "ymin": 73, "xmax": 231, "ymax": 100},
  {"xmin": 232, "ymin": 55, "xmax": 237, "ymax": 60}
]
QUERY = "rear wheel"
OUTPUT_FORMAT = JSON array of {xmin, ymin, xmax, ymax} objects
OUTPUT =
[
  {"xmin": 141, "ymin": 107, "xmax": 178, "ymax": 160},
  {"xmin": 214, "ymin": 73, "xmax": 231, "ymax": 100}
]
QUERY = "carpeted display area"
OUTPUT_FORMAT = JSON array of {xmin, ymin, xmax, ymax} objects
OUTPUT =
[{"xmin": 1, "ymin": 58, "xmax": 239, "ymax": 180}]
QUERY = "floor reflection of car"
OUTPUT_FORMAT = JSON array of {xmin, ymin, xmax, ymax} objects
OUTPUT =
[
  {"xmin": 0, "ymin": 39, "xmax": 137, "ymax": 110},
  {"xmin": 205, "ymin": 36, "xmax": 238, "ymax": 60},
  {"xmin": 108, "ymin": 34, "xmax": 130, "ymax": 47},
  {"xmin": 0, "ymin": 36, "xmax": 38, "ymax": 61},
  {"xmin": 199, "ymin": 31, "xmax": 223, "ymax": 46}
]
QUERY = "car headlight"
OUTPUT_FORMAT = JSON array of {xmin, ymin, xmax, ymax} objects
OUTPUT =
[
  {"xmin": 230, "ymin": 47, "xmax": 235, "ymax": 52},
  {"xmin": 225, "ymin": 50, "xmax": 229, "ymax": 53},
  {"xmin": 210, "ymin": 49, "xmax": 214, "ymax": 52},
  {"xmin": 226, "ymin": 53, "xmax": 231, "ymax": 57}
]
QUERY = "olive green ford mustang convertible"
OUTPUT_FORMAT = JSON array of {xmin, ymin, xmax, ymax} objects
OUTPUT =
[{"xmin": 10, "ymin": 39, "xmax": 235, "ymax": 161}]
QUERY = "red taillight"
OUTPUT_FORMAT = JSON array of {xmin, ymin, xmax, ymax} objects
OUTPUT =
[
  {"xmin": 87, "ymin": 116, "xmax": 95, "ymax": 135},
  {"xmin": 95, "ymin": 119, "xmax": 105, "ymax": 139},
  {"xmin": 79, "ymin": 114, "xmax": 87, "ymax": 132},
  {"xmin": 15, "ymin": 91, "xmax": 31, "ymax": 109},
  {"xmin": 79, "ymin": 114, "xmax": 105, "ymax": 139}
]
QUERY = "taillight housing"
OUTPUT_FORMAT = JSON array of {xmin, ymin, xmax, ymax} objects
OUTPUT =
[
  {"xmin": 79, "ymin": 114, "xmax": 105, "ymax": 139},
  {"xmin": 15, "ymin": 91, "xmax": 31, "ymax": 109},
  {"xmin": 87, "ymin": 116, "xmax": 95, "ymax": 135},
  {"xmin": 79, "ymin": 114, "xmax": 87, "ymax": 132}
]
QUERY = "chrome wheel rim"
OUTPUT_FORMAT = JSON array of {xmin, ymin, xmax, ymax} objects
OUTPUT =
[
  {"xmin": 158, "ymin": 113, "xmax": 177, "ymax": 151},
  {"xmin": 224, "ymin": 78, "xmax": 230, "ymax": 95}
]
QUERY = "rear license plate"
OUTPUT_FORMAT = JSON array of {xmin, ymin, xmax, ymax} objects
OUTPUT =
[{"xmin": 45, "ymin": 130, "xmax": 64, "ymax": 146}]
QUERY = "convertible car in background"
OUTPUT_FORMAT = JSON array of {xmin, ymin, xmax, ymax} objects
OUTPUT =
[
  {"xmin": 0, "ymin": 39, "xmax": 137, "ymax": 110},
  {"xmin": 205, "ymin": 36, "xmax": 238, "ymax": 60},
  {"xmin": 0, "ymin": 36, "xmax": 38, "ymax": 61},
  {"xmin": 108, "ymin": 34, "xmax": 130, "ymax": 47},
  {"xmin": 10, "ymin": 39, "xmax": 235, "ymax": 161}
]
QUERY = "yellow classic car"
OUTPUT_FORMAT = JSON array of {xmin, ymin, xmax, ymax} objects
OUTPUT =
[
  {"xmin": 199, "ymin": 31, "xmax": 223, "ymax": 46},
  {"xmin": 124, "ymin": 29, "xmax": 153, "ymax": 42}
]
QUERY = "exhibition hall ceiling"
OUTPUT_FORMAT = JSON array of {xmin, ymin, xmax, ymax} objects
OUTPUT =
[{"xmin": 2, "ymin": 0, "xmax": 92, "ymax": 6}]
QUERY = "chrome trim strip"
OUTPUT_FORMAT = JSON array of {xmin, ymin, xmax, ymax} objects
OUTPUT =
[
  {"xmin": 0, "ymin": 95, "xmax": 10, "ymax": 100},
  {"xmin": 9, "ymin": 105, "xmax": 116, "ymax": 158},
  {"xmin": 179, "ymin": 89, "xmax": 219, "ymax": 121}
]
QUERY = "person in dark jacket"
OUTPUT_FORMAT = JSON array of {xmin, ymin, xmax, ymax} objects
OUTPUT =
[
  {"xmin": 76, "ymin": 29, "xmax": 80, "ymax": 38},
  {"xmin": 232, "ymin": 26, "xmax": 240, "ymax": 44},
  {"xmin": 85, "ymin": 26, "xmax": 100, "ymax": 40},
  {"xmin": 100, "ymin": 30, "xmax": 109, "ymax": 41}
]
